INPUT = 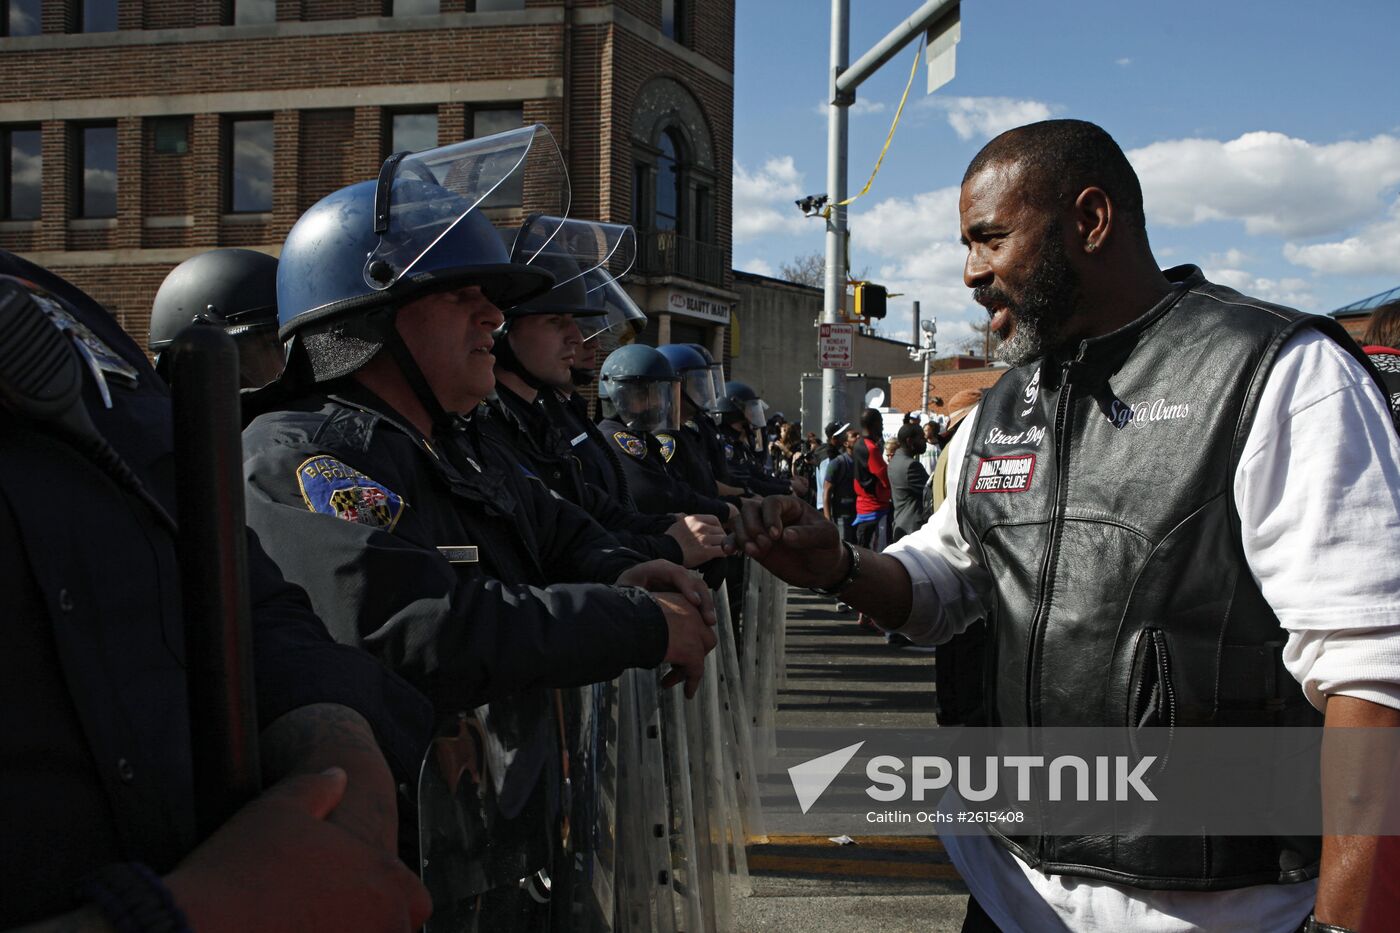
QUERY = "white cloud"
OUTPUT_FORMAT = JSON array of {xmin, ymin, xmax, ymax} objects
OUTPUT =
[
  {"xmin": 732, "ymin": 156, "xmax": 812, "ymax": 242},
  {"xmin": 811, "ymin": 98, "xmax": 887, "ymax": 118},
  {"xmin": 848, "ymin": 186, "xmax": 987, "ymax": 352},
  {"xmin": 1207, "ymin": 248, "xmax": 1250, "ymax": 268},
  {"xmin": 1284, "ymin": 198, "xmax": 1400, "ymax": 277},
  {"xmin": 1116, "ymin": 57, "xmax": 1133, "ymax": 67},
  {"xmin": 920, "ymin": 96, "xmax": 1056, "ymax": 141},
  {"xmin": 1202, "ymin": 266, "xmax": 1315, "ymax": 308},
  {"xmin": 741, "ymin": 257, "xmax": 776, "ymax": 277},
  {"xmin": 1129, "ymin": 132, "xmax": 1400, "ymax": 238}
]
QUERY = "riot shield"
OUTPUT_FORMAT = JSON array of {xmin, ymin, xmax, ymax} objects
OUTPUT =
[
  {"xmin": 557, "ymin": 680, "xmax": 619, "ymax": 933},
  {"xmin": 419, "ymin": 690, "xmax": 560, "ymax": 933}
]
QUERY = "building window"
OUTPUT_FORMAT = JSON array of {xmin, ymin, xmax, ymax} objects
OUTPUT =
[
  {"xmin": 469, "ymin": 0, "xmax": 524, "ymax": 11},
  {"xmin": 227, "ymin": 117, "xmax": 273, "ymax": 213},
  {"xmin": 391, "ymin": 0, "xmax": 438, "ymax": 14},
  {"xmin": 388, "ymin": 110, "xmax": 437, "ymax": 156},
  {"xmin": 153, "ymin": 117, "xmax": 189, "ymax": 155},
  {"xmin": 1, "ymin": 126, "xmax": 42, "ymax": 220},
  {"xmin": 75, "ymin": 123, "xmax": 117, "ymax": 218},
  {"xmin": 470, "ymin": 106, "xmax": 524, "ymax": 207},
  {"xmin": 232, "ymin": 0, "xmax": 276, "ymax": 24},
  {"xmin": 470, "ymin": 106, "xmax": 523, "ymax": 139},
  {"xmin": 3, "ymin": 0, "xmax": 43, "ymax": 36},
  {"xmin": 653, "ymin": 129, "xmax": 681, "ymax": 232},
  {"xmin": 78, "ymin": 0, "xmax": 118, "ymax": 32},
  {"xmin": 660, "ymin": 0, "xmax": 686, "ymax": 44}
]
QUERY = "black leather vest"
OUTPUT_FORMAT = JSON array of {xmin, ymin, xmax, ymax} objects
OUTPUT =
[{"xmin": 957, "ymin": 266, "xmax": 1371, "ymax": 889}]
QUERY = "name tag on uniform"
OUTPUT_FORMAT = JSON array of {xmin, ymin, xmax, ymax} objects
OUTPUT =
[
  {"xmin": 570, "ymin": 432, "xmax": 589, "ymax": 447},
  {"xmin": 437, "ymin": 546, "xmax": 479, "ymax": 564}
]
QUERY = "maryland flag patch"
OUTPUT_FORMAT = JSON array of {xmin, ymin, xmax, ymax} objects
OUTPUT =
[
  {"xmin": 656, "ymin": 433, "xmax": 677, "ymax": 463},
  {"xmin": 613, "ymin": 431, "xmax": 647, "ymax": 459},
  {"xmin": 297, "ymin": 456, "xmax": 407, "ymax": 530}
]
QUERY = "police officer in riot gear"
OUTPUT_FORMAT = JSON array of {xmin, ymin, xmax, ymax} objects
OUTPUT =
[
  {"xmin": 597, "ymin": 344, "xmax": 734, "ymax": 522},
  {"xmin": 715, "ymin": 380, "xmax": 800, "ymax": 497},
  {"xmin": 487, "ymin": 216, "xmax": 727, "ymax": 569},
  {"xmin": 236, "ymin": 128, "xmax": 718, "ymax": 929},
  {"xmin": 655, "ymin": 343, "xmax": 745, "ymax": 500},
  {"xmin": 149, "ymin": 247, "xmax": 284, "ymax": 388}
]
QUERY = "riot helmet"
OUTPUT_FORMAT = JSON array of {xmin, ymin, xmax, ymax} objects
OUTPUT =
[
  {"xmin": 598, "ymin": 344, "xmax": 680, "ymax": 434},
  {"xmin": 656, "ymin": 343, "xmax": 716, "ymax": 413},
  {"xmin": 150, "ymin": 248, "xmax": 285, "ymax": 387},
  {"xmin": 722, "ymin": 380, "xmax": 768, "ymax": 428},
  {"xmin": 685, "ymin": 342, "xmax": 726, "ymax": 403},
  {"xmin": 274, "ymin": 126, "xmax": 567, "ymax": 429},
  {"xmin": 150, "ymin": 248, "xmax": 278, "ymax": 348}
]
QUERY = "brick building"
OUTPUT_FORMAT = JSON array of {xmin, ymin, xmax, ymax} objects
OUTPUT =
[
  {"xmin": 0, "ymin": 0, "xmax": 736, "ymax": 356},
  {"xmin": 889, "ymin": 357, "xmax": 1008, "ymax": 417}
]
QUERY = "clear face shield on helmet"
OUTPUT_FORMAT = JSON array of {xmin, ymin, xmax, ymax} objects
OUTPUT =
[
  {"xmin": 364, "ymin": 124, "xmax": 570, "ymax": 293},
  {"xmin": 707, "ymin": 363, "xmax": 726, "ymax": 405},
  {"xmin": 576, "ymin": 269, "xmax": 648, "ymax": 344},
  {"xmin": 679, "ymin": 368, "xmax": 717, "ymax": 412},
  {"xmin": 612, "ymin": 379, "xmax": 680, "ymax": 434},
  {"xmin": 508, "ymin": 215, "xmax": 647, "ymax": 343},
  {"xmin": 741, "ymin": 397, "xmax": 767, "ymax": 428}
]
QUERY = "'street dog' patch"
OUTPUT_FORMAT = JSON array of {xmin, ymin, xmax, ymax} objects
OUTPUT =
[{"xmin": 970, "ymin": 454, "xmax": 1036, "ymax": 494}]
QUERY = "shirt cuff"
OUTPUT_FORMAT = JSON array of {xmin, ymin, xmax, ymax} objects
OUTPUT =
[{"xmin": 882, "ymin": 545, "xmax": 966, "ymax": 646}]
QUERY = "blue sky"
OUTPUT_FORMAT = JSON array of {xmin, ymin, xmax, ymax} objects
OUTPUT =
[{"xmin": 732, "ymin": 0, "xmax": 1400, "ymax": 351}]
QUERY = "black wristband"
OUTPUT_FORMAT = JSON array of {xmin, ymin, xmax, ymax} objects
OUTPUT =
[
  {"xmin": 1299, "ymin": 912, "xmax": 1359, "ymax": 933},
  {"xmin": 76, "ymin": 862, "xmax": 192, "ymax": 933},
  {"xmin": 811, "ymin": 540, "xmax": 861, "ymax": 597}
]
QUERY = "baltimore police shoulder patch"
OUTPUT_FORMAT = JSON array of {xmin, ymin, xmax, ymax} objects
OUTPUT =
[
  {"xmin": 656, "ymin": 433, "xmax": 677, "ymax": 463},
  {"xmin": 724, "ymin": 441, "xmax": 735, "ymax": 461},
  {"xmin": 297, "ymin": 455, "xmax": 407, "ymax": 530},
  {"xmin": 613, "ymin": 431, "xmax": 647, "ymax": 459}
]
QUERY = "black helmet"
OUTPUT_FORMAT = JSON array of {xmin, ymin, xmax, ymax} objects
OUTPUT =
[
  {"xmin": 598, "ymin": 344, "xmax": 679, "ymax": 433},
  {"xmin": 149, "ymin": 248, "xmax": 278, "ymax": 350},
  {"xmin": 685, "ymin": 342, "xmax": 726, "ymax": 403},
  {"xmin": 721, "ymin": 380, "xmax": 768, "ymax": 427},
  {"xmin": 276, "ymin": 127, "xmax": 566, "ymax": 388}
]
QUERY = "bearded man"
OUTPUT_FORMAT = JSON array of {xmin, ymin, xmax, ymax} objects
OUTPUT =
[{"xmin": 732, "ymin": 120, "xmax": 1400, "ymax": 933}]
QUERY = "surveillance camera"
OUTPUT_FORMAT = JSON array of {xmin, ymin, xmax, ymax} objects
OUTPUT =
[{"xmin": 920, "ymin": 318, "xmax": 936, "ymax": 334}]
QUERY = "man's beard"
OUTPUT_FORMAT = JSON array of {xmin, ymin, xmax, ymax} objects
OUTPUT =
[{"xmin": 977, "ymin": 223, "xmax": 1081, "ymax": 367}]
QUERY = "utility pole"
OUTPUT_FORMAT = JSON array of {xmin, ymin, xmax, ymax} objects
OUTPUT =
[
  {"xmin": 820, "ymin": 0, "xmax": 850, "ymax": 431},
  {"xmin": 818, "ymin": 0, "xmax": 961, "ymax": 431}
]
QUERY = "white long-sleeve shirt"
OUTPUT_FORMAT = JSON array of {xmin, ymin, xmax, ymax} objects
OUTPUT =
[{"xmin": 884, "ymin": 328, "xmax": 1400, "ymax": 932}]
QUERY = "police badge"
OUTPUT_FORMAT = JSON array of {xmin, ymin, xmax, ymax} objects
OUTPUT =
[
  {"xmin": 612, "ymin": 431, "xmax": 647, "ymax": 459},
  {"xmin": 297, "ymin": 456, "xmax": 407, "ymax": 530},
  {"xmin": 655, "ymin": 433, "xmax": 676, "ymax": 463}
]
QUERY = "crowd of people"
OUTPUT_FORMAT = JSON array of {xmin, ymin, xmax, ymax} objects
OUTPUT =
[{"xmin": 4, "ymin": 115, "xmax": 1399, "ymax": 933}]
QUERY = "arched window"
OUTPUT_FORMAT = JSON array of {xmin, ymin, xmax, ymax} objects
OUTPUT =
[
  {"xmin": 631, "ymin": 77, "xmax": 720, "ymax": 283},
  {"xmin": 654, "ymin": 129, "xmax": 681, "ymax": 232}
]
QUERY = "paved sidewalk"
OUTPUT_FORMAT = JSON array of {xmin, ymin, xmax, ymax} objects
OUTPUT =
[{"xmin": 735, "ymin": 590, "xmax": 969, "ymax": 932}]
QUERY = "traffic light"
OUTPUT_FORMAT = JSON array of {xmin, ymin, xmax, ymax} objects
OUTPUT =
[{"xmin": 853, "ymin": 282, "xmax": 887, "ymax": 320}]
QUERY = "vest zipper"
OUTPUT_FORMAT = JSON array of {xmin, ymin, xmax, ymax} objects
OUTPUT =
[
  {"xmin": 1024, "ymin": 354, "xmax": 1079, "ymax": 865},
  {"xmin": 1023, "ymin": 356, "xmax": 1078, "ymax": 730}
]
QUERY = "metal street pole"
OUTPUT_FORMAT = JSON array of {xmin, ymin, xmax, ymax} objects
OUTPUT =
[{"xmin": 821, "ymin": 0, "xmax": 850, "ymax": 432}]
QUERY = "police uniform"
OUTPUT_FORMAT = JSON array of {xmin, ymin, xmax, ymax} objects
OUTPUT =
[
  {"xmin": 597, "ymin": 416, "xmax": 731, "ymax": 521},
  {"xmin": 548, "ymin": 389, "xmax": 638, "ymax": 508},
  {"xmin": 487, "ymin": 384, "xmax": 684, "ymax": 565},
  {"xmin": 242, "ymin": 381, "xmax": 669, "ymax": 711},
  {"xmin": 0, "ymin": 252, "xmax": 432, "ymax": 928},
  {"xmin": 719, "ymin": 422, "xmax": 790, "ymax": 496}
]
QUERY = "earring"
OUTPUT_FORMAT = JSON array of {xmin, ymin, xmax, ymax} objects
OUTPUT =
[{"xmin": 1086, "ymin": 241, "xmax": 1098, "ymax": 253}]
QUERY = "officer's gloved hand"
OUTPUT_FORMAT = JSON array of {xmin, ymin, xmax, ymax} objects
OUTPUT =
[
  {"xmin": 649, "ymin": 591, "xmax": 719, "ymax": 699},
  {"xmin": 730, "ymin": 494, "xmax": 844, "ymax": 589},
  {"xmin": 165, "ymin": 767, "xmax": 432, "ymax": 932},
  {"xmin": 790, "ymin": 475, "xmax": 811, "ymax": 499},
  {"xmin": 665, "ymin": 514, "xmax": 728, "ymax": 568}
]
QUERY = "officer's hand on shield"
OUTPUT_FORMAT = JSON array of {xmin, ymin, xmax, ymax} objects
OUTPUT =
[
  {"xmin": 649, "ymin": 591, "xmax": 719, "ymax": 699},
  {"xmin": 730, "ymin": 494, "xmax": 846, "ymax": 589},
  {"xmin": 665, "ymin": 513, "xmax": 728, "ymax": 567},
  {"xmin": 165, "ymin": 767, "xmax": 432, "ymax": 932},
  {"xmin": 616, "ymin": 558, "xmax": 717, "ymax": 626}
]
